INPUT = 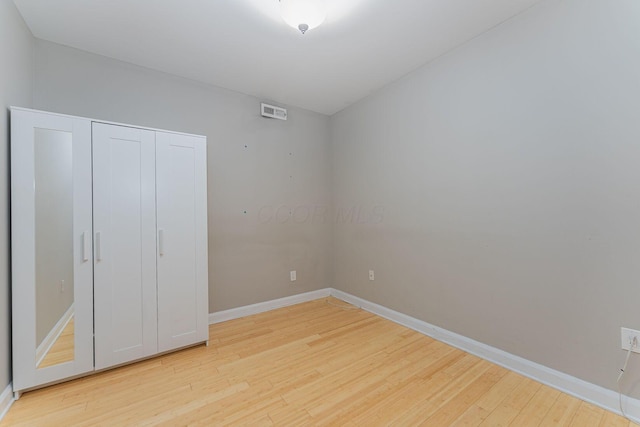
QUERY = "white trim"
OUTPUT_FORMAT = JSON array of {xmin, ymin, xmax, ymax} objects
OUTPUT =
[
  {"xmin": 330, "ymin": 289, "xmax": 640, "ymax": 424},
  {"xmin": 36, "ymin": 303, "xmax": 74, "ymax": 367},
  {"xmin": 0, "ymin": 383, "xmax": 14, "ymax": 422},
  {"xmin": 209, "ymin": 289, "xmax": 332, "ymax": 324}
]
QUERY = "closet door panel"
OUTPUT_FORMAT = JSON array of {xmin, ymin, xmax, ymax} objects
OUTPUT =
[
  {"xmin": 11, "ymin": 108, "xmax": 93, "ymax": 393},
  {"xmin": 156, "ymin": 132, "xmax": 208, "ymax": 352},
  {"xmin": 92, "ymin": 123, "xmax": 157, "ymax": 370}
]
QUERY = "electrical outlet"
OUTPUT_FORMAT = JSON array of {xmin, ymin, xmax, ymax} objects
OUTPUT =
[
  {"xmin": 621, "ymin": 327, "xmax": 640, "ymax": 353},
  {"xmin": 59, "ymin": 279, "xmax": 65, "ymax": 293},
  {"xmin": 369, "ymin": 270, "xmax": 375, "ymax": 281},
  {"xmin": 290, "ymin": 270, "xmax": 296, "ymax": 282}
]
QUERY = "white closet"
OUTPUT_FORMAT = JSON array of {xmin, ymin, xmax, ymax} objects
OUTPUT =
[{"xmin": 11, "ymin": 108, "xmax": 209, "ymax": 396}]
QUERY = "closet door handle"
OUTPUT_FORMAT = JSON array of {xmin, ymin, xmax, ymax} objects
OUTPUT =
[
  {"xmin": 95, "ymin": 231, "xmax": 102, "ymax": 261},
  {"xmin": 82, "ymin": 231, "xmax": 90, "ymax": 262},
  {"xmin": 158, "ymin": 229, "xmax": 165, "ymax": 256}
]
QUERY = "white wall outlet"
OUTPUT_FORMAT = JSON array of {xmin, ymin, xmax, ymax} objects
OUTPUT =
[
  {"xmin": 290, "ymin": 270, "xmax": 296, "ymax": 282},
  {"xmin": 621, "ymin": 327, "xmax": 640, "ymax": 353},
  {"xmin": 369, "ymin": 270, "xmax": 375, "ymax": 281},
  {"xmin": 60, "ymin": 279, "xmax": 65, "ymax": 293}
]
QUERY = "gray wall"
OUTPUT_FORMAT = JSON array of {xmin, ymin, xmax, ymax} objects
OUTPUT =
[
  {"xmin": 331, "ymin": 0, "xmax": 640, "ymax": 397},
  {"xmin": 0, "ymin": 0, "xmax": 33, "ymax": 392},
  {"xmin": 33, "ymin": 40, "xmax": 332, "ymax": 313}
]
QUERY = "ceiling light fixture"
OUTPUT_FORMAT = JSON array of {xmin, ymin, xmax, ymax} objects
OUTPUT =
[{"xmin": 279, "ymin": 0, "xmax": 327, "ymax": 34}]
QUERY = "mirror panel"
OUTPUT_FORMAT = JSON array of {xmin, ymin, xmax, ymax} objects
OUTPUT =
[{"xmin": 34, "ymin": 127, "xmax": 75, "ymax": 369}]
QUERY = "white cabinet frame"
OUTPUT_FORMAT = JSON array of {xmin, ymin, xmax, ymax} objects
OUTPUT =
[
  {"xmin": 11, "ymin": 108, "xmax": 94, "ymax": 393},
  {"xmin": 11, "ymin": 107, "xmax": 209, "ymax": 396}
]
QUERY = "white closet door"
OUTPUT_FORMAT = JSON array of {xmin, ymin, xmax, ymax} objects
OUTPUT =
[
  {"xmin": 156, "ymin": 132, "xmax": 209, "ymax": 352},
  {"xmin": 92, "ymin": 123, "xmax": 158, "ymax": 369},
  {"xmin": 11, "ymin": 108, "xmax": 93, "ymax": 392}
]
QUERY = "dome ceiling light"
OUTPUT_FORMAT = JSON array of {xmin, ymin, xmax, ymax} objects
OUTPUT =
[{"xmin": 279, "ymin": 0, "xmax": 327, "ymax": 34}]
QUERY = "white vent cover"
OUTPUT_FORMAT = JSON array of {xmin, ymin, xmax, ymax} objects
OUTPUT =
[{"xmin": 261, "ymin": 103, "xmax": 287, "ymax": 120}]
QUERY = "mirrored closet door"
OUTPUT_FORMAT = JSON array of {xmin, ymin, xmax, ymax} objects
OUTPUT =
[{"xmin": 11, "ymin": 108, "xmax": 94, "ymax": 392}]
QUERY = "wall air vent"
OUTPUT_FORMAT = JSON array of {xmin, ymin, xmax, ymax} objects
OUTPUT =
[{"xmin": 261, "ymin": 103, "xmax": 287, "ymax": 121}]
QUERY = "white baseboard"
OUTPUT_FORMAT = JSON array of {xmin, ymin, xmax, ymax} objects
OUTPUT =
[
  {"xmin": 209, "ymin": 288, "xmax": 332, "ymax": 324},
  {"xmin": 0, "ymin": 383, "xmax": 14, "ymax": 423},
  {"xmin": 36, "ymin": 303, "xmax": 74, "ymax": 366},
  {"xmin": 330, "ymin": 289, "xmax": 640, "ymax": 424}
]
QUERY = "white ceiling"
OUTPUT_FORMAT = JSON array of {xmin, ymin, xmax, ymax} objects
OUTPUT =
[{"xmin": 13, "ymin": 0, "xmax": 543, "ymax": 115}]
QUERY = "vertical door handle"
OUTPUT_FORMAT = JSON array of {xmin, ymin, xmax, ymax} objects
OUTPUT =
[
  {"xmin": 158, "ymin": 229, "xmax": 165, "ymax": 256},
  {"xmin": 82, "ymin": 231, "xmax": 90, "ymax": 262},
  {"xmin": 95, "ymin": 231, "xmax": 102, "ymax": 261}
]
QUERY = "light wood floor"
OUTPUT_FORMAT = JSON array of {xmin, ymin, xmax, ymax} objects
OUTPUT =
[{"xmin": 3, "ymin": 298, "xmax": 638, "ymax": 426}]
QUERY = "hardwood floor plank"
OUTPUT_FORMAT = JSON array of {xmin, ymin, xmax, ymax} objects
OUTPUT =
[
  {"xmin": 508, "ymin": 384, "xmax": 560, "ymax": 426},
  {"xmin": 387, "ymin": 359, "xmax": 493, "ymax": 425},
  {"xmin": 421, "ymin": 365, "xmax": 507, "ymax": 426},
  {"xmin": 569, "ymin": 401, "xmax": 606, "ymax": 426},
  {"xmin": 539, "ymin": 392, "xmax": 583, "ymax": 426},
  {"xmin": 466, "ymin": 370, "xmax": 525, "ymax": 412},
  {"xmin": 470, "ymin": 374, "xmax": 542, "ymax": 426},
  {"xmin": 600, "ymin": 411, "xmax": 633, "ymax": 427},
  {"xmin": 2, "ymin": 298, "xmax": 636, "ymax": 426}
]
